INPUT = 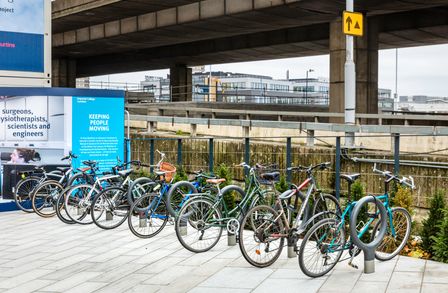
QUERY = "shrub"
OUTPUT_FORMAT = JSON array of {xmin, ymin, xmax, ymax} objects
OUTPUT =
[
  {"xmin": 351, "ymin": 181, "xmax": 369, "ymax": 241},
  {"xmin": 130, "ymin": 168, "xmax": 152, "ymax": 180},
  {"xmin": 392, "ymin": 185, "xmax": 414, "ymax": 214},
  {"xmin": 421, "ymin": 190, "xmax": 446, "ymax": 255},
  {"xmin": 431, "ymin": 209, "xmax": 448, "ymax": 263},
  {"xmin": 351, "ymin": 180, "xmax": 365, "ymax": 202},
  {"xmin": 215, "ymin": 163, "xmax": 235, "ymax": 209},
  {"xmin": 173, "ymin": 165, "xmax": 188, "ymax": 183},
  {"xmin": 175, "ymin": 130, "xmax": 185, "ymax": 135},
  {"xmin": 275, "ymin": 175, "xmax": 289, "ymax": 193}
]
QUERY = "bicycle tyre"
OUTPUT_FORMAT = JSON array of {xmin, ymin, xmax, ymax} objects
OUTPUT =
[
  {"xmin": 126, "ymin": 177, "xmax": 155, "ymax": 206},
  {"xmin": 166, "ymin": 181, "xmax": 198, "ymax": 217},
  {"xmin": 312, "ymin": 193, "xmax": 342, "ymax": 224},
  {"xmin": 91, "ymin": 186, "xmax": 129, "ymax": 230},
  {"xmin": 298, "ymin": 218, "xmax": 346, "ymax": 278},
  {"xmin": 371, "ymin": 207, "xmax": 411, "ymax": 261},
  {"xmin": 175, "ymin": 197, "xmax": 223, "ymax": 253},
  {"xmin": 55, "ymin": 187, "xmax": 75, "ymax": 224},
  {"xmin": 31, "ymin": 180, "xmax": 63, "ymax": 218},
  {"xmin": 13, "ymin": 176, "xmax": 41, "ymax": 213},
  {"xmin": 128, "ymin": 193, "xmax": 169, "ymax": 238},
  {"xmin": 239, "ymin": 205, "xmax": 285, "ymax": 268},
  {"xmin": 64, "ymin": 184, "xmax": 98, "ymax": 225}
]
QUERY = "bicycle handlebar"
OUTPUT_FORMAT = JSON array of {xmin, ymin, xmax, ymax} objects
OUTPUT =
[
  {"xmin": 373, "ymin": 163, "xmax": 416, "ymax": 189},
  {"xmin": 61, "ymin": 151, "xmax": 78, "ymax": 161},
  {"xmin": 287, "ymin": 162, "xmax": 331, "ymax": 173}
]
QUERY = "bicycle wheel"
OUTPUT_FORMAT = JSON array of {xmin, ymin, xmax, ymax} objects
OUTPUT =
[
  {"xmin": 13, "ymin": 176, "xmax": 41, "ymax": 213},
  {"xmin": 64, "ymin": 184, "xmax": 98, "ymax": 225},
  {"xmin": 371, "ymin": 207, "xmax": 411, "ymax": 261},
  {"xmin": 127, "ymin": 177, "xmax": 155, "ymax": 206},
  {"xmin": 220, "ymin": 185, "xmax": 245, "ymax": 219},
  {"xmin": 166, "ymin": 181, "xmax": 198, "ymax": 217},
  {"xmin": 175, "ymin": 197, "xmax": 223, "ymax": 253},
  {"xmin": 128, "ymin": 193, "xmax": 169, "ymax": 238},
  {"xmin": 91, "ymin": 187, "xmax": 129, "ymax": 229},
  {"xmin": 298, "ymin": 218, "xmax": 346, "ymax": 278},
  {"xmin": 239, "ymin": 205, "xmax": 285, "ymax": 268},
  {"xmin": 55, "ymin": 187, "xmax": 75, "ymax": 224},
  {"xmin": 312, "ymin": 193, "xmax": 342, "ymax": 224},
  {"xmin": 31, "ymin": 180, "xmax": 63, "ymax": 218},
  {"xmin": 56, "ymin": 173, "xmax": 89, "ymax": 224}
]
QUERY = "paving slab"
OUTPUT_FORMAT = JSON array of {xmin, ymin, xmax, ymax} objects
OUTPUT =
[{"xmin": 0, "ymin": 211, "xmax": 445, "ymax": 293}]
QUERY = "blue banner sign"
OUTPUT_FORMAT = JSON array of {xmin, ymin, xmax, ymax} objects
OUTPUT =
[{"xmin": 71, "ymin": 96, "xmax": 124, "ymax": 172}]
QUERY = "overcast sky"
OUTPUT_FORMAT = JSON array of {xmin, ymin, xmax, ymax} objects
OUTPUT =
[{"xmin": 91, "ymin": 43, "xmax": 448, "ymax": 97}]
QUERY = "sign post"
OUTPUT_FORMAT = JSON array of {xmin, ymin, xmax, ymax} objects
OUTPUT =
[{"xmin": 342, "ymin": 2, "xmax": 363, "ymax": 147}]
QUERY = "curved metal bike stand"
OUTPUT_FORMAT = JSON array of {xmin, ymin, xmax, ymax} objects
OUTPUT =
[{"xmin": 349, "ymin": 195, "xmax": 388, "ymax": 274}]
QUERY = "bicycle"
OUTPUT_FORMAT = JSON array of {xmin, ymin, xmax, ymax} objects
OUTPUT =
[
  {"xmin": 298, "ymin": 164, "xmax": 413, "ymax": 277},
  {"xmin": 173, "ymin": 162, "xmax": 276, "ymax": 253},
  {"xmin": 238, "ymin": 162, "xmax": 341, "ymax": 267},
  {"xmin": 30, "ymin": 155, "xmax": 100, "ymax": 218},
  {"xmin": 13, "ymin": 161, "xmax": 70, "ymax": 213},
  {"xmin": 165, "ymin": 169, "xmax": 218, "ymax": 217},
  {"xmin": 127, "ymin": 169, "xmax": 174, "ymax": 238}
]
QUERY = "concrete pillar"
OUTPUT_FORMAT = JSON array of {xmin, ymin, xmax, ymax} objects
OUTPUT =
[
  {"xmin": 52, "ymin": 58, "xmax": 76, "ymax": 87},
  {"xmin": 170, "ymin": 65, "xmax": 192, "ymax": 102},
  {"xmin": 190, "ymin": 124, "xmax": 197, "ymax": 137},
  {"xmin": 242, "ymin": 126, "xmax": 250, "ymax": 137},
  {"xmin": 329, "ymin": 17, "xmax": 379, "ymax": 123},
  {"xmin": 306, "ymin": 130, "xmax": 315, "ymax": 147}
]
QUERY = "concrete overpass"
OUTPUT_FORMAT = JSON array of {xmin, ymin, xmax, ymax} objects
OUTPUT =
[{"xmin": 52, "ymin": 0, "xmax": 448, "ymax": 115}]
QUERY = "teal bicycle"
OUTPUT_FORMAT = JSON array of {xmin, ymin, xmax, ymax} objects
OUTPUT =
[{"xmin": 298, "ymin": 164, "xmax": 413, "ymax": 277}]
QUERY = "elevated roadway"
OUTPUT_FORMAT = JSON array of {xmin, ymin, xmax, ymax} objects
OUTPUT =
[{"xmin": 52, "ymin": 0, "xmax": 448, "ymax": 76}]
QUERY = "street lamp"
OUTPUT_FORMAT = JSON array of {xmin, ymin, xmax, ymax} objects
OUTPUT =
[{"xmin": 305, "ymin": 69, "xmax": 314, "ymax": 104}]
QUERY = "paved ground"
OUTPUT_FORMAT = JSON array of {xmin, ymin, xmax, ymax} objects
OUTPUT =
[{"xmin": 0, "ymin": 211, "xmax": 447, "ymax": 293}]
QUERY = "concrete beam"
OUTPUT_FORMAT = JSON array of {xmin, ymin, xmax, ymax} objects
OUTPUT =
[{"xmin": 53, "ymin": 0, "xmax": 300, "ymax": 48}]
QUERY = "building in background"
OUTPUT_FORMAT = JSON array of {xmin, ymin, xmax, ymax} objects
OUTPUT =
[
  {"xmin": 136, "ymin": 71, "xmax": 393, "ymax": 109},
  {"xmin": 140, "ymin": 76, "xmax": 171, "ymax": 102},
  {"xmin": 397, "ymin": 95, "xmax": 448, "ymax": 113}
]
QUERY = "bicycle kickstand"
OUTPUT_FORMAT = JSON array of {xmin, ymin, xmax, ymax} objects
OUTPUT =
[{"xmin": 348, "ymin": 247, "xmax": 359, "ymax": 269}]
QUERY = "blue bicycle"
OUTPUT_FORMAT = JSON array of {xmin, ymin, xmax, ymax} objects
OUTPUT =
[{"xmin": 298, "ymin": 164, "xmax": 413, "ymax": 277}]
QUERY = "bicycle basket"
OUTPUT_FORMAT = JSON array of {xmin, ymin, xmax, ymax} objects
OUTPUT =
[{"xmin": 159, "ymin": 162, "xmax": 176, "ymax": 182}]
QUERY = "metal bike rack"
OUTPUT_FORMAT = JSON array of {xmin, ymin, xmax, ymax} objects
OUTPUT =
[{"xmin": 349, "ymin": 195, "xmax": 388, "ymax": 274}]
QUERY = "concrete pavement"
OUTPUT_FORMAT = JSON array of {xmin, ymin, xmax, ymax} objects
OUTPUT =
[{"xmin": 0, "ymin": 211, "xmax": 447, "ymax": 293}]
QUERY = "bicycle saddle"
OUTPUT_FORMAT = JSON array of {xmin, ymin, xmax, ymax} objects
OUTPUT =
[
  {"xmin": 57, "ymin": 167, "xmax": 71, "ymax": 172},
  {"xmin": 82, "ymin": 160, "xmax": 97, "ymax": 167},
  {"xmin": 260, "ymin": 172, "xmax": 280, "ymax": 181},
  {"xmin": 118, "ymin": 169, "xmax": 133, "ymax": 178},
  {"xmin": 279, "ymin": 189, "xmax": 295, "ymax": 200},
  {"xmin": 206, "ymin": 178, "xmax": 226, "ymax": 184},
  {"xmin": 340, "ymin": 173, "xmax": 361, "ymax": 183}
]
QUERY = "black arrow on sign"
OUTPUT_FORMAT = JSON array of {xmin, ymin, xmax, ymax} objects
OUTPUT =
[{"xmin": 346, "ymin": 16, "xmax": 352, "ymax": 31}]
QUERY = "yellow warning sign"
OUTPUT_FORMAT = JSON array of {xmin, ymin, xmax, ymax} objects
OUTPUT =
[{"xmin": 343, "ymin": 11, "xmax": 363, "ymax": 37}]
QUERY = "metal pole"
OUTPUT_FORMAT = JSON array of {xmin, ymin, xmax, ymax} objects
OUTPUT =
[
  {"xmin": 177, "ymin": 139, "xmax": 182, "ymax": 166},
  {"xmin": 244, "ymin": 137, "xmax": 250, "ymax": 177},
  {"xmin": 286, "ymin": 137, "xmax": 292, "ymax": 183},
  {"xmin": 209, "ymin": 66, "xmax": 212, "ymax": 102},
  {"xmin": 345, "ymin": 0, "xmax": 356, "ymax": 147},
  {"xmin": 209, "ymin": 138, "xmax": 214, "ymax": 173},
  {"xmin": 150, "ymin": 139, "xmax": 155, "ymax": 173},
  {"xmin": 305, "ymin": 70, "xmax": 308, "ymax": 104},
  {"xmin": 395, "ymin": 48, "xmax": 398, "ymax": 101},
  {"xmin": 335, "ymin": 137, "xmax": 341, "ymax": 200},
  {"xmin": 394, "ymin": 133, "xmax": 400, "ymax": 175}
]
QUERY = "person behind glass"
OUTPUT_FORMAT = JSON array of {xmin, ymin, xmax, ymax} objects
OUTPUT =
[{"xmin": 8, "ymin": 148, "xmax": 40, "ymax": 164}]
